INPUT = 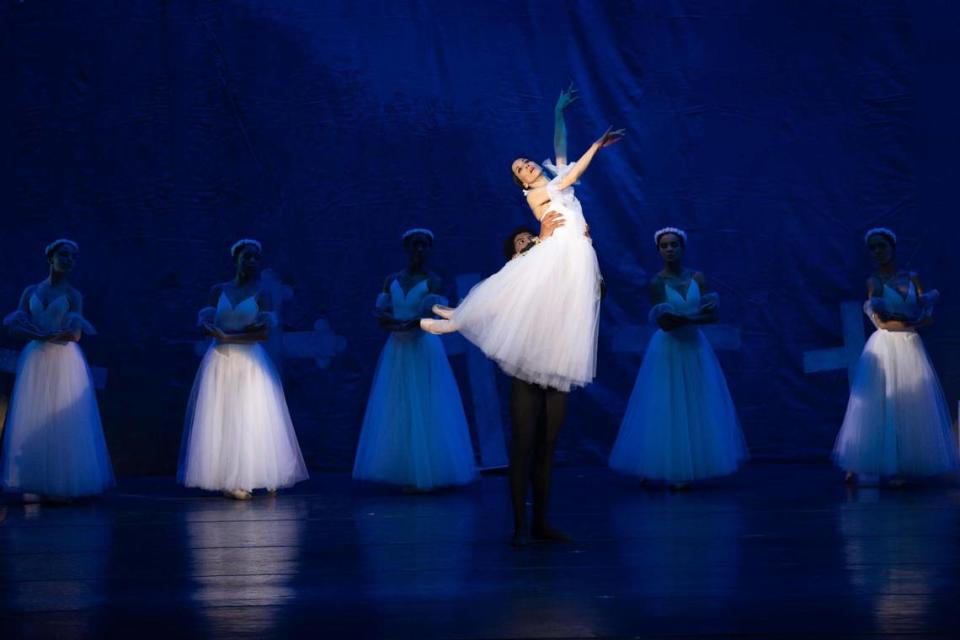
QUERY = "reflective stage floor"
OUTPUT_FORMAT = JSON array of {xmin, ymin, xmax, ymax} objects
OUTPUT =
[{"xmin": 2, "ymin": 463, "xmax": 960, "ymax": 638}]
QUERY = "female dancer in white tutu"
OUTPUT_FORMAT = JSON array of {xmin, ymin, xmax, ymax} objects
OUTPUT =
[
  {"xmin": 833, "ymin": 228, "xmax": 959, "ymax": 485},
  {"xmin": 421, "ymin": 85, "xmax": 623, "ymax": 392},
  {"xmin": 178, "ymin": 239, "xmax": 308, "ymax": 500},
  {"xmin": 609, "ymin": 228, "xmax": 747, "ymax": 488},
  {"xmin": 1, "ymin": 239, "xmax": 114, "ymax": 501},
  {"xmin": 353, "ymin": 229, "xmax": 477, "ymax": 490}
]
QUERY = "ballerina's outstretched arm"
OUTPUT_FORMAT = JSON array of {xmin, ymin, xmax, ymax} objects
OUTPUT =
[
  {"xmin": 555, "ymin": 125, "xmax": 625, "ymax": 191},
  {"xmin": 553, "ymin": 84, "xmax": 578, "ymax": 168}
]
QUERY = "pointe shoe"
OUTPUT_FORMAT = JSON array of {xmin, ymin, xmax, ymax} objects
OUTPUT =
[
  {"xmin": 223, "ymin": 489, "xmax": 252, "ymax": 500},
  {"xmin": 420, "ymin": 318, "xmax": 456, "ymax": 335},
  {"xmin": 432, "ymin": 304, "xmax": 455, "ymax": 319}
]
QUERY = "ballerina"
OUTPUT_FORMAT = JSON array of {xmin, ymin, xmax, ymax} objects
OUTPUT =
[
  {"xmin": 609, "ymin": 228, "xmax": 747, "ymax": 488},
  {"xmin": 353, "ymin": 229, "xmax": 477, "ymax": 490},
  {"xmin": 1, "ymin": 239, "xmax": 114, "ymax": 501},
  {"xmin": 421, "ymin": 84, "xmax": 623, "ymax": 392},
  {"xmin": 833, "ymin": 228, "xmax": 959, "ymax": 485},
  {"xmin": 178, "ymin": 239, "xmax": 308, "ymax": 500}
]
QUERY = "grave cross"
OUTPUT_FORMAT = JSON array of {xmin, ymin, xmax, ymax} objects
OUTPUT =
[
  {"xmin": 191, "ymin": 270, "xmax": 346, "ymax": 369},
  {"xmin": 802, "ymin": 301, "xmax": 865, "ymax": 385}
]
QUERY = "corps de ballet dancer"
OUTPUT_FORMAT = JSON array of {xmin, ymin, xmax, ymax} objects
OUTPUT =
[
  {"xmin": 421, "ymin": 84, "xmax": 623, "ymax": 392},
  {"xmin": 353, "ymin": 229, "xmax": 478, "ymax": 491},
  {"xmin": 178, "ymin": 239, "xmax": 308, "ymax": 500},
  {"xmin": 833, "ymin": 228, "xmax": 959, "ymax": 486},
  {"xmin": 609, "ymin": 228, "xmax": 747, "ymax": 488},
  {"xmin": 1, "ymin": 239, "xmax": 115, "ymax": 502}
]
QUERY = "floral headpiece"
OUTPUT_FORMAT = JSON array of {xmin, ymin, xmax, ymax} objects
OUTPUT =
[
  {"xmin": 864, "ymin": 227, "xmax": 897, "ymax": 245},
  {"xmin": 654, "ymin": 227, "xmax": 688, "ymax": 246},
  {"xmin": 230, "ymin": 238, "xmax": 262, "ymax": 257},
  {"xmin": 402, "ymin": 228, "xmax": 435, "ymax": 242},
  {"xmin": 45, "ymin": 238, "xmax": 79, "ymax": 256}
]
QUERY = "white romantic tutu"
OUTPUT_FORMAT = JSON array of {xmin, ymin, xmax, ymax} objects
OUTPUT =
[
  {"xmin": 451, "ymin": 162, "xmax": 601, "ymax": 392},
  {"xmin": 609, "ymin": 326, "xmax": 747, "ymax": 483},
  {"xmin": 179, "ymin": 343, "xmax": 308, "ymax": 491},
  {"xmin": 833, "ymin": 329, "xmax": 959, "ymax": 476},
  {"xmin": 1, "ymin": 341, "xmax": 115, "ymax": 496},
  {"xmin": 354, "ymin": 331, "xmax": 477, "ymax": 489}
]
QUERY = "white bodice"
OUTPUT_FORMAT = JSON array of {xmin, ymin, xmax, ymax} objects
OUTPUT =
[
  {"xmin": 665, "ymin": 279, "xmax": 701, "ymax": 316},
  {"xmin": 215, "ymin": 292, "xmax": 259, "ymax": 331},
  {"xmin": 390, "ymin": 279, "xmax": 429, "ymax": 322},
  {"xmin": 28, "ymin": 294, "xmax": 70, "ymax": 333},
  {"xmin": 882, "ymin": 281, "xmax": 918, "ymax": 317},
  {"xmin": 540, "ymin": 161, "xmax": 587, "ymax": 237}
]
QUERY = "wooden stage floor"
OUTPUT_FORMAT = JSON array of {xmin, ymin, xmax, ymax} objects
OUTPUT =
[{"xmin": 2, "ymin": 463, "xmax": 960, "ymax": 638}]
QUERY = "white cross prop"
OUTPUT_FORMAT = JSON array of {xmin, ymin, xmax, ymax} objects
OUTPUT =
[
  {"xmin": 802, "ymin": 301, "xmax": 865, "ymax": 385},
  {"xmin": 189, "ymin": 270, "xmax": 346, "ymax": 368},
  {"xmin": 190, "ymin": 317, "xmax": 346, "ymax": 368},
  {"xmin": 0, "ymin": 348, "xmax": 108, "ymax": 389},
  {"xmin": 442, "ymin": 273, "xmax": 509, "ymax": 470}
]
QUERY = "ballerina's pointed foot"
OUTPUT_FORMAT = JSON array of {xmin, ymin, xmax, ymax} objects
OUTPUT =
[
  {"xmin": 223, "ymin": 489, "xmax": 252, "ymax": 501},
  {"xmin": 432, "ymin": 304, "xmax": 455, "ymax": 319},
  {"xmin": 420, "ymin": 318, "xmax": 457, "ymax": 335}
]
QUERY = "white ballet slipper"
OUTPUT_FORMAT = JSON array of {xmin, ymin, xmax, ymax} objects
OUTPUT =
[
  {"xmin": 223, "ymin": 489, "xmax": 252, "ymax": 500},
  {"xmin": 420, "ymin": 318, "xmax": 456, "ymax": 335},
  {"xmin": 432, "ymin": 304, "xmax": 455, "ymax": 319}
]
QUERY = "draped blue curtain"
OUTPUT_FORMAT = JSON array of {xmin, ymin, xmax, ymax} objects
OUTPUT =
[{"xmin": 2, "ymin": 0, "xmax": 959, "ymax": 474}]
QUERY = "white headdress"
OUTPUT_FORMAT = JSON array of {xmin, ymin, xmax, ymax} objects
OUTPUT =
[
  {"xmin": 402, "ymin": 228, "xmax": 434, "ymax": 242},
  {"xmin": 44, "ymin": 238, "xmax": 79, "ymax": 256},
  {"xmin": 230, "ymin": 238, "xmax": 262, "ymax": 257},
  {"xmin": 654, "ymin": 227, "xmax": 688, "ymax": 246},
  {"xmin": 864, "ymin": 227, "xmax": 897, "ymax": 245}
]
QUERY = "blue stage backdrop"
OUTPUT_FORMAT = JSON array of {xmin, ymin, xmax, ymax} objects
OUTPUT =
[{"xmin": 2, "ymin": 0, "xmax": 959, "ymax": 474}]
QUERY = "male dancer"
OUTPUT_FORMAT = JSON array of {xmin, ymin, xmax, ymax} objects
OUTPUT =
[{"xmin": 507, "ymin": 212, "xmax": 577, "ymax": 546}]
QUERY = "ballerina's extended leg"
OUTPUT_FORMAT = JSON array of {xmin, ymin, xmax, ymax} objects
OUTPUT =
[
  {"xmin": 432, "ymin": 304, "xmax": 455, "ymax": 319},
  {"xmin": 420, "ymin": 317, "xmax": 457, "ymax": 335}
]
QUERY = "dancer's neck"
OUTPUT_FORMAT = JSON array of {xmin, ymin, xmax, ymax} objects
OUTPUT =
[{"xmin": 662, "ymin": 263, "xmax": 685, "ymax": 277}]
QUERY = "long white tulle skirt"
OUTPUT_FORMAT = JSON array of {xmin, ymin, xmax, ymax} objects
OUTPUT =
[
  {"xmin": 833, "ymin": 330, "xmax": 959, "ymax": 476},
  {"xmin": 1, "ymin": 341, "xmax": 114, "ymax": 496},
  {"xmin": 353, "ymin": 331, "xmax": 477, "ymax": 489},
  {"xmin": 178, "ymin": 342, "xmax": 308, "ymax": 491},
  {"xmin": 452, "ymin": 230, "xmax": 600, "ymax": 392},
  {"xmin": 609, "ymin": 327, "xmax": 747, "ymax": 483}
]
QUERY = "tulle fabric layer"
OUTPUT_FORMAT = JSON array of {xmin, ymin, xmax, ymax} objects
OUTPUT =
[
  {"xmin": 353, "ymin": 331, "xmax": 477, "ymax": 489},
  {"xmin": 451, "ymin": 229, "xmax": 600, "ymax": 392},
  {"xmin": 833, "ymin": 330, "xmax": 959, "ymax": 476},
  {"xmin": 1, "ymin": 341, "xmax": 115, "ymax": 496},
  {"xmin": 609, "ymin": 327, "xmax": 747, "ymax": 483},
  {"xmin": 178, "ymin": 342, "xmax": 308, "ymax": 491}
]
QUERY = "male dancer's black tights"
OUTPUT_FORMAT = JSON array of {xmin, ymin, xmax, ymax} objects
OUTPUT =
[{"xmin": 509, "ymin": 378, "xmax": 567, "ymax": 537}]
